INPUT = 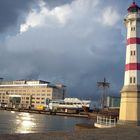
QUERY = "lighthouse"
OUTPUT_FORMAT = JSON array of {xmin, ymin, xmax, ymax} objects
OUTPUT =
[{"xmin": 119, "ymin": 2, "xmax": 140, "ymax": 126}]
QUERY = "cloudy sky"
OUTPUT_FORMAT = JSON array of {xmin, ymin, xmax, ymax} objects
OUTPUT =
[{"xmin": 0, "ymin": 0, "xmax": 139, "ymax": 100}]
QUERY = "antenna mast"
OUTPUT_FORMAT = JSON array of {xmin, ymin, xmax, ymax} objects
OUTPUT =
[{"xmin": 97, "ymin": 78, "xmax": 110, "ymax": 109}]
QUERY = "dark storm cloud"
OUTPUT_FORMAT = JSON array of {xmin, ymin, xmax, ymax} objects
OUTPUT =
[
  {"xmin": 5, "ymin": 1, "xmax": 123, "ymax": 99},
  {"xmin": 0, "ymin": 0, "xmax": 35, "ymax": 33},
  {"xmin": 0, "ymin": 0, "xmax": 74, "ymax": 35},
  {"xmin": 0, "ymin": 0, "xmax": 137, "ymax": 100}
]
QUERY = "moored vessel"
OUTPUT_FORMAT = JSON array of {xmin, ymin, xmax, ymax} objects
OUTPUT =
[{"xmin": 48, "ymin": 98, "xmax": 91, "ymax": 113}]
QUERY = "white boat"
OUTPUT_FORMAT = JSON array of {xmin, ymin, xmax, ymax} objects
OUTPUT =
[{"xmin": 48, "ymin": 98, "xmax": 91, "ymax": 112}]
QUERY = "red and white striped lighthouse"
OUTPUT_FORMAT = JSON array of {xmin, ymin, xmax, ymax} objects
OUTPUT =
[
  {"xmin": 119, "ymin": 2, "xmax": 140, "ymax": 126},
  {"xmin": 124, "ymin": 2, "xmax": 140, "ymax": 87}
]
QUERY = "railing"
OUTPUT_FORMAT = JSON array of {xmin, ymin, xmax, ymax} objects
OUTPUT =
[
  {"xmin": 124, "ymin": 12, "xmax": 140, "ymax": 19},
  {"xmin": 96, "ymin": 115, "xmax": 117, "ymax": 127}
]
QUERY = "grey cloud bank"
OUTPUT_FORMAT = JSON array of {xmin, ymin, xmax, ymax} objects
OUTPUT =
[{"xmin": 0, "ymin": 0, "xmax": 137, "ymax": 100}]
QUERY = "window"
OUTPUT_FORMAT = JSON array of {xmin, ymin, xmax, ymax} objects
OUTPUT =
[
  {"xmin": 130, "ymin": 77, "xmax": 136, "ymax": 84},
  {"xmin": 131, "ymin": 51, "xmax": 133, "ymax": 56},
  {"xmin": 42, "ymin": 90, "xmax": 45, "ymax": 92},
  {"xmin": 131, "ymin": 27, "xmax": 135, "ymax": 31},
  {"xmin": 130, "ymin": 77, "xmax": 132, "ymax": 83},
  {"xmin": 133, "ymin": 77, "xmax": 136, "ymax": 83},
  {"xmin": 130, "ymin": 50, "xmax": 136, "ymax": 56},
  {"xmin": 36, "ymin": 101, "xmax": 40, "ymax": 104},
  {"xmin": 133, "ymin": 51, "xmax": 135, "ymax": 56},
  {"xmin": 134, "ymin": 27, "xmax": 135, "ymax": 31}
]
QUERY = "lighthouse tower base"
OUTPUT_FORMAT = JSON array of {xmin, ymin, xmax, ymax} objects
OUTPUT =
[{"xmin": 118, "ymin": 85, "xmax": 140, "ymax": 126}]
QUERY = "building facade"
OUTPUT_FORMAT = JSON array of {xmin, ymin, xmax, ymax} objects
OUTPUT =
[{"xmin": 0, "ymin": 79, "xmax": 66, "ymax": 109}]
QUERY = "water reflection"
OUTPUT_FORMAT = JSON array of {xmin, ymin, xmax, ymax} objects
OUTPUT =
[
  {"xmin": 16, "ymin": 113, "xmax": 36, "ymax": 133},
  {"xmin": 0, "ymin": 110, "xmax": 93, "ymax": 134},
  {"xmin": 10, "ymin": 111, "xmax": 15, "ymax": 114}
]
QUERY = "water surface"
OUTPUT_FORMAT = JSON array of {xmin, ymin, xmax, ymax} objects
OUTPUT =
[{"xmin": 0, "ymin": 110, "xmax": 93, "ymax": 133}]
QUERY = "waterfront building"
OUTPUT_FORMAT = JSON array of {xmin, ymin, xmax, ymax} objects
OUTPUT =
[
  {"xmin": 119, "ymin": 2, "xmax": 140, "ymax": 125},
  {"xmin": 0, "ymin": 79, "xmax": 66, "ymax": 109}
]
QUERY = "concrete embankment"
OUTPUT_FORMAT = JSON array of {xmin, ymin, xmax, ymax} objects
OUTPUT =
[
  {"xmin": 0, "ymin": 107, "xmax": 89, "ymax": 118},
  {"xmin": 0, "ymin": 127, "xmax": 140, "ymax": 140}
]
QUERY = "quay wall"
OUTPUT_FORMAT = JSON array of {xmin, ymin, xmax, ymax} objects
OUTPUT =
[{"xmin": 0, "ymin": 107, "xmax": 89, "ymax": 118}]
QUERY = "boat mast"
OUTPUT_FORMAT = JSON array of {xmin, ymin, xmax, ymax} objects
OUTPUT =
[{"xmin": 97, "ymin": 78, "xmax": 110, "ymax": 109}]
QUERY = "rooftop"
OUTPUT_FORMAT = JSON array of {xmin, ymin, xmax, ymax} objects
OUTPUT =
[{"xmin": 127, "ymin": 1, "xmax": 140, "ymax": 12}]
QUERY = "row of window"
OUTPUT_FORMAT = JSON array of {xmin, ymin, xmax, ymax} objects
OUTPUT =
[
  {"xmin": 22, "ymin": 97, "xmax": 30, "ymax": 100},
  {"xmin": 0, "ymin": 96, "xmax": 8, "ymax": 99},
  {"xmin": 0, "ymin": 96, "xmax": 51, "ymax": 99},
  {"xmin": 33, "ymin": 94, "xmax": 51, "ymax": 97},
  {"xmin": 32, "ymin": 101, "xmax": 45, "ymax": 104},
  {"xmin": 0, "ymin": 93, "xmax": 51, "ymax": 97},
  {"xmin": 130, "ymin": 50, "xmax": 136, "ymax": 56},
  {"xmin": 22, "ymin": 101, "xmax": 29, "ymax": 104},
  {"xmin": 0, "ymin": 86, "xmax": 51, "ymax": 89},
  {"xmin": 32, "ymin": 93, "xmax": 48, "ymax": 96},
  {"xmin": 131, "ymin": 27, "xmax": 135, "ymax": 31},
  {"xmin": 130, "ymin": 77, "xmax": 136, "ymax": 84},
  {"xmin": 0, "ymin": 90, "xmax": 51, "ymax": 92},
  {"xmin": 0, "ymin": 100, "xmax": 8, "ymax": 103},
  {"xmin": 32, "ymin": 98, "xmax": 45, "ymax": 100},
  {"xmin": 0, "ymin": 96, "xmax": 30, "ymax": 100}
]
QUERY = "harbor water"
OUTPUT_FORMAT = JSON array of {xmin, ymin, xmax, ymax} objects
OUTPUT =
[{"xmin": 0, "ymin": 110, "xmax": 93, "ymax": 134}]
